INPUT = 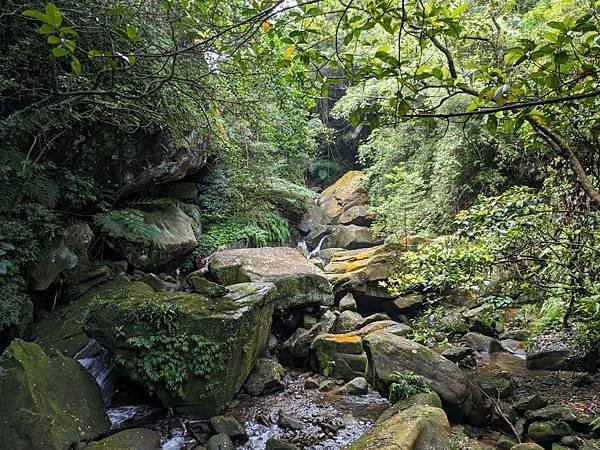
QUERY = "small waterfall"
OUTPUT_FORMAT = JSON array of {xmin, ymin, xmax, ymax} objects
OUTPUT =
[
  {"xmin": 75, "ymin": 339, "xmax": 115, "ymax": 406},
  {"xmin": 298, "ymin": 235, "xmax": 327, "ymax": 259}
]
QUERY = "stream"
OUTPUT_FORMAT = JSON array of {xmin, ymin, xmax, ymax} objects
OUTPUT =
[{"xmin": 76, "ymin": 340, "xmax": 388, "ymax": 449}]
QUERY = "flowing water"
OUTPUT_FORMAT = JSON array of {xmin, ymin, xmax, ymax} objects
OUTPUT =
[{"xmin": 298, "ymin": 235, "xmax": 327, "ymax": 259}]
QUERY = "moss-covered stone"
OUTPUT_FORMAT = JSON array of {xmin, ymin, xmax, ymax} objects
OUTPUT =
[
  {"xmin": 86, "ymin": 429, "xmax": 161, "ymax": 449},
  {"xmin": 362, "ymin": 331, "xmax": 486, "ymax": 426},
  {"xmin": 0, "ymin": 340, "xmax": 110, "ymax": 449},
  {"xmin": 84, "ymin": 278, "xmax": 277, "ymax": 416},
  {"xmin": 209, "ymin": 247, "xmax": 333, "ymax": 312},
  {"xmin": 345, "ymin": 392, "xmax": 451, "ymax": 450}
]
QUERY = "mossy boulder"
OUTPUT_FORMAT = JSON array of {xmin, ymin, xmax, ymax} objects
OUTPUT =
[
  {"xmin": 84, "ymin": 278, "xmax": 277, "ymax": 416},
  {"xmin": 311, "ymin": 332, "xmax": 367, "ymax": 380},
  {"xmin": 322, "ymin": 225, "xmax": 383, "ymax": 250},
  {"xmin": 346, "ymin": 392, "xmax": 451, "ymax": 450},
  {"xmin": 209, "ymin": 247, "xmax": 333, "ymax": 312},
  {"xmin": 362, "ymin": 332, "xmax": 486, "ymax": 426},
  {"xmin": 86, "ymin": 429, "xmax": 161, "ymax": 450},
  {"xmin": 103, "ymin": 203, "xmax": 199, "ymax": 271},
  {"xmin": 0, "ymin": 339, "xmax": 110, "ymax": 449}
]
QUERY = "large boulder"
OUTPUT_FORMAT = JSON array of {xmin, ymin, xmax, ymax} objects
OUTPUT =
[
  {"xmin": 0, "ymin": 340, "xmax": 110, "ymax": 449},
  {"xmin": 311, "ymin": 333, "xmax": 367, "ymax": 380},
  {"xmin": 244, "ymin": 358, "xmax": 286, "ymax": 395},
  {"xmin": 209, "ymin": 247, "xmax": 333, "ymax": 312},
  {"xmin": 316, "ymin": 171, "xmax": 368, "ymax": 225},
  {"xmin": 346, "ymin": 392, "xmax": 452, "ymax": 450},
  {"xmin": 101, "ymin": 202, "xmax": 199, "ymax": 271},
  {"xmin": 525, "ymin": 331, "xmax": 597, "ymax": 371},
  {"xmin": 321, "ymin": 225, "xmax": 383, "ymax": 250},
  {"xmin": 86, "ymin": 429, "xmax": 161, "ymax": 450},
  {"xmin": 362, "ymin": 332, "xmax": 486, "ymax": 426},
  {"xmin": 84, "ymin": 278, "xmax": 277, "ymax": 416}
]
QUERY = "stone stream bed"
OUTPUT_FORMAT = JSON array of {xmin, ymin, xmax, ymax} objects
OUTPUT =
[{"xmin": 77, "ymin": 346, "xmax": 388, "ymax": 450}]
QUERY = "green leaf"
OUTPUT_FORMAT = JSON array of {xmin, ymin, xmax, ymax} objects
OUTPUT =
[
  {"xmin": 51, "ymin": 46, "xmax": 68, "ymax": 57},
  {"xmin": 126, "ymin": 24, "xmax": 138, "ymax": 41},
  {"xmin": 22, "ymin": 9, "xmax": 51, "ymax": 25},
  {"xmin": 450, "ymin": 3, "xmax": 468, "ymax": 18},
  {"xmin": 71, "ymin": 56, "xmax": 81, "ymax": 75},
  {"xmin": 37, "ymin": 24, "xmax": 54, "ymax": 35},
  {"xmin": 47, "ymin": 35, "xmax": 60, "ymax": 44},
  {"xmin": 44, "ymin": 2, "xmax": 62, "ymax": 27}
]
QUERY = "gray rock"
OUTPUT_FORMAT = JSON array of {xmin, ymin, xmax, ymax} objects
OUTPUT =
[
  {"xmin": 527, "ymin": 405, "xmax": 591, "ymax": 426},
  {"xmin": 266, "ymin": 437, "xmax": 300, "ymax": 450},
  {"xmin": 210, "ymin": 247, "xmax": 333, "ymax": 312},
  {"xmin": 189, "ymin": 276, "xmax": 228, "ymax": 297},
  {"xmin": 500, "ymin": 329, "xmax": 530, "ymax": 340},
  {"xmin": 87, "ymin": 428, "xmax": 161, "ymax": 449},
  {"xmin": 510, "ymin": 444, "xmax": 545, "ymax": 450},
  {"xmin": 141, "ymin": 272, "xmax": 179, "ymax": 292},
  {"xmin": 209, "ymin": 415, "xmax": 246, "ymax": 441},
  {"xmin": 363, "ymin": 332, "xmax": 486, "ymax": 426},
  {"xmin": 442, "ymin": 346, "xmax": 475, "ymax": 363},
  {"xmin": 245, "ymin": 358, "xmax": 286, "ymax": 396},
  {"xmin": 339, "ymin": 376, "xmax": 369, "ymax": 395},
  {"xmin": 279, "ymin": 310, "xmax": 336, "ymax": 366},
  {"xmin": 479, "ymin": 373, "xmax": 513, "ymax": 398},
  {"xmin": 339, "ymin": 293, "xmax": 357, "ymax": 312},
  {"xmin": 560, "ymin": 435, "xmax": 584, "ymax": 447},
  {"xmin": 497, "ymin": 435, "xmax": 517, "ymax": 450},
  {"xmin": 304, "ymin": 377, "xmax": 319, "ymax": 389},
  {"xmin": 277, "ymin": 411, "xmax": 304, "ymax": 430},
  {"xmin": 322, "ymin": 224, "xmax": 383, "ymax": 250},
  {"xmin": 501, "ymin": 339, "xmax": 526, "ymax": 356},
  {"xmin": 392, "ymin": 294, "xmax": 423, "ymax": 312},
  {"xmin": 514, "ymin": 395, "xmax": 547, "ymax": 413},
  {"xmin": 32, "ymin": 237, "xmax": 78, "ymax": 289},
  {"xmin": 528, "ymin": 421, "xmax": 572, "ymax": 443},
  {"xmin": 333, "ymin": 310, "xmax": 364, "ymax": 333},
  {"xmin": 206, "ymin": 434, "xmax": 235, "ymax": 450},
  {"xmin": 461, "ymin": 332, "xmax": 503, "ymax": 353}
]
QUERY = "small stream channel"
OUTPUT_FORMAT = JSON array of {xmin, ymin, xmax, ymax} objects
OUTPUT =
[{"xmin": 75, "ymin": 340, "xmax": 388, "ymax": 449}]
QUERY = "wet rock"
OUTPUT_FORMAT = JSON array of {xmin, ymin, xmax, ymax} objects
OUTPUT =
[
  {"xmin": 339, "ymin": 293, "xmax": 358, "ymax": 312},
  {"xmin": 304, "ymin": 377, "xmax": 320, "ymax": 389},
  {"xmin": 479, "ymin": 372, "xmax": 513, "ymax": 398},
  {"xmin": 266, "ymin": 437, "xmax": 300, "ymax": 450},
  {"xmin": 525, "ymin": 331, "xmax": 597, "ymax": 371},
  {"xmin": 442, "ymin": 346, "xmax": 475, "ymax": 364},
  {"xmin": 84, "ymin": 279, "xmax": 277, "ymax": 416},
  {"xmin": 245, "ymin": 358, "xmax": 286, "ymax": 396},
  {"xmin": 310, "ymin": 333, "xmax": 367, "ymax": 380},
  {"xmin": 206, "ymin": 433, "xmax": 235, "ymax": 450},
  {"xmin": 528, "ymin": 421, "xmax": 572, "ymax": 443},
  {"xmin": 190, "ymin": 276, "xmax": 228, "ymax": 297},
  {"xmin": 500, "ymin": 329, "xmax": 530, "ymax": 340},
  {"xmin": 333, "ymin": 310, "xmax": 364, "ymax": 333},
  {"xmin": 210, "ymin": 247, "xmax": 333, "ymax": 312},
  {"xmin": 278, "ymin": 411, "xmax": 304, "ymax": 430},
  {"xmin": 279, "ymin": 310, "xmax": 336, "ymax": 366},
  {"xmin": 87, "ymin": 429, "xmax": 161, "ymax": 449},
  {"xmin": 140, "ymin": 272, "xmax": 179, "ymax": 292},
  {"xmin": 461, "ymin": 332, "xmax": 503, "ymax": 353},
  {"xmin": 209, "ymin": 415, "xmax": 247, "ymax": 441},
  {"xmin": 510, "ymin": 444, "xmax": 545, "ymax": 450},
  {"xmin": 497, "ymin": 435, "xmax": 517, "ymax": 450},
  {"xmin": 362, "ymin": 332, "xmax": 486, "ymax": 426},
  {"xmin": 102, "ymin": 203, "xmax": 199, "ymax": 271},
  {"xmin": 64, "ymin": 265, "xmax": 110, "ymax": 300},
  {"xmin": 339, "ymin": 376, "xmax": 368, "ymax": 395},
  {"xmin": 501, "ymin": 339, "xmax": 526, "ymax": 356},
  {"xmin": 322, "ymin": 224, "xmax": 383, "ymax": 250},
  {"xmin": 319, "ymin": 379, "xmax": 336, "ymax": 391},
  {"xmin": 560, "ymin": 435, "xmax": 584, "ymax": 447},
  {"xmin": 514, "ymin": 395, "xmax": 548, "ymax": 413},
  {"xmin": 527, "ymin": 405, "xmax": 591, "ymax": 427},
  {"xmin": 346, "ymin": 391, "xmax": 451, "ymax": 450},
  {"xmin": 0, "ymin": 340, "xmax": 110, "ymax": 449}
]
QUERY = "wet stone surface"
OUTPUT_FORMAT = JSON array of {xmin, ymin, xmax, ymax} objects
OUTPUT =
[{"xmin": 228, "ymin": 371, "xmax": 389, "ymax": 450}]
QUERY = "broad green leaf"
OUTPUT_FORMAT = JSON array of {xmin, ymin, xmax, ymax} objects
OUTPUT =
[
  {"xmin": 126, "ymin": 24, "xmax": 138, "ymax": 41},
  {"xmin": 486, "ymin": 115, "xmax": 498, "ymax": 135},
  {"xmin": 44, "ymin": 2, "xmax": 62, "ymax": 27},
  {"xmin": 51, "ymin": 46, "xmax": 68, "ymax": 57},
  {"xmin": 71, "ymin": 56, "xmax": 81, "ymax": 75},
  {"xmin": 22, "ymin": 9, "xmax": 51, "ymax": 25}
]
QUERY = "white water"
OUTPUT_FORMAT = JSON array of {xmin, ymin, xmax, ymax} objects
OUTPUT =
[
  {"xmin": 299, "ymin": 235, "xmax": 327, "ymax": 259},
  {"xmin": 75, "ymin": 339, "xmax": 115, "ymax": 405}
]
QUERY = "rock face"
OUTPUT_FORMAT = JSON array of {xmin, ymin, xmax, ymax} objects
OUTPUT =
[
  {"xmin": 84, "ymin": 278, "xmax": 277, "ymax": 416},
  {"xmin": 322, "ymin": 225, "xmax": 383, "ymax": 250},
  {"xmin": 362, "ymin": 332, "xmax": 485, "ymax": 426},
  {"xmin": 279, "ymin": 310, "xmax": 336, "ymax": 366},
  {"xmin": 104, "ymin": 203, "xmax": 199, "ymax": 271},
  {"xmin": 209, "ymin": 247, "xmax": 333, "ymax": 312},
  {"xmin": 86, "ymin": 429, "xmax": 161, "ymax": 450},
  {"xmin": 346, "ymin": 392, "xmax": 451, "ymax": 450},
  {"xmin": 0, "ymin": 340, "xmax": 110, "ymax": 449},
  {"xmin": 244, "ymin": 358, "xmax": 286, "ymax": 395}
]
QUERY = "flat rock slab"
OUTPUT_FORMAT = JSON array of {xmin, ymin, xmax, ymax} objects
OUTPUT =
[{"xmin": 210, "ymin": 247, "xmax": 333, "ymax": 312}]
